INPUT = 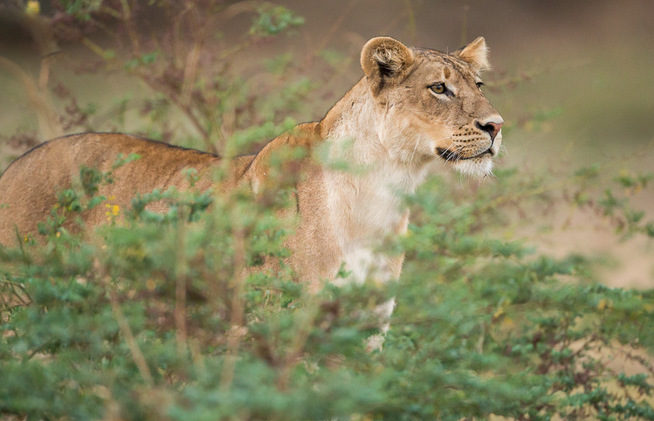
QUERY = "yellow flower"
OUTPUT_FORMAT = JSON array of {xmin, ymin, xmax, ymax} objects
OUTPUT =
[
  {"xmin": 105, "ymin": 203, "xmax": 120, "ymax": 219},
  {"xmin": 597, "ymin": 298, "xmax": 613, "ymax": 311},
  {"xmin": 501, "ymin": 316, "xmax": 515, "ymax": 329},
  {"xmin": 25, "ymin": 0, "xmax": 40, "ymax": 16}
]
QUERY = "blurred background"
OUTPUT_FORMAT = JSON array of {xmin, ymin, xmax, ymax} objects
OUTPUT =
[{"xmin": 0, "ymin": 0, "xmax": 652, "ymax": 287}]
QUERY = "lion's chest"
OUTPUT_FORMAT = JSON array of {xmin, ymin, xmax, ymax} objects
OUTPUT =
[{"xmin": 323, "ymin": 169, "xmax": 409, "ymax": 284}]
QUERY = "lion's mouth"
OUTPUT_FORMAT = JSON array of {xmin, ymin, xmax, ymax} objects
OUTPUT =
[{"xmin": 436, "ymin": 147, "xmax": 494, "ymax": 161}]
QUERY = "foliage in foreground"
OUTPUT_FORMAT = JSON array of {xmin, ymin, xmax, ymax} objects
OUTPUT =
[
  {"xmin": 1, "ymin": 1, "xmax": 654, "ymax": 419},
  {"xmin": 1, "ymin": 161, "xmax": 653, "ymax": 421}
]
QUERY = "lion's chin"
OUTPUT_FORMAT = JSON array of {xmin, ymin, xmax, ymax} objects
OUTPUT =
[{"xmin": 451, "ymin": 157, "xmax": 494, "ymax": 178}]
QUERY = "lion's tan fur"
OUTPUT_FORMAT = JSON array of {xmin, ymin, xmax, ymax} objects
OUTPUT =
[{"xmin": 0, "ymin": 36, "xmax": 502, "ymax": 288}]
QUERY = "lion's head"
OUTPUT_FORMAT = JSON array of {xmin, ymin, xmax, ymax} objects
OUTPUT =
[{"xmin": 360, "ymin": 36, "xmax": 504, "ymax": 177}]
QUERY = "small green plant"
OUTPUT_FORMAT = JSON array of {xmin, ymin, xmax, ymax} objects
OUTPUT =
[{"xmin": 250, "ymin": 5, "xmax": 305, "ymax": 36}]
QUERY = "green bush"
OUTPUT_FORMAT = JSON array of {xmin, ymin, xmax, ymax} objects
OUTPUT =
[
  {"xmin": 1, "ymin": 163, "xmax": 653, "ymax": 420},
  {"xmin": 1, "ymin": 1, "xmax": 653, "ymax": 420}
]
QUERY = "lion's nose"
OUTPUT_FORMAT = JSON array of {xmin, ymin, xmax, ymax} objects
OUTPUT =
[{"xmin": 475, "ymin": 118, "xmax": 504, "ymax": 141}]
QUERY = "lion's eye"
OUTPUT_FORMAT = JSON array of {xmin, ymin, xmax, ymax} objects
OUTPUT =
[
  {"xmin": 476, "ymin": 81, "xmax": 484, "ymax": 89},
  {"xmin": 428, "ymin": 83, "xmax": 447, "ymax": 95}
]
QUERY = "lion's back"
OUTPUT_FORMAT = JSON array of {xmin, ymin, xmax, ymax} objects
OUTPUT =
[{"xmin": 0, "ymin": 133, "xmax": 251, "ymax": 246}]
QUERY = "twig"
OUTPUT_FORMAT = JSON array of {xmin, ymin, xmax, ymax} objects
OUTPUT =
[
  {"xmin": 460, "ymin": 5, "xmax": 470, "ymax": 46},
  {"xmin": 404, "ymin": 0, "xmax": 417, "ymax": 45},
  {"xmin": 220, "ymin": 226, "xmax": 247, "ymax": 391},
  {"xmin": 180, "ymin": 41, "xmax": 202, "ymax": 107},
  {"xmin": 0, "ymin": 56, "xmax": 63, "ymax": 139},
  {"xmin": 96, "ymin": 260, "xmax": 155, "ymax": 388},
  {"xmin": 174, "ymin": 216, "xmax": 188, "ymax": 357},
  {"xmin": 108, "ymin": 285, "xmax": 154, "ymax": 387},
  {"xmin": 137, "ymin": 74, "xmax": 216, "ymax": 154},
  {"xmin": 9, "ymin": 281, "xmax": 32, "ymax": 306},
  {"xmin": 276, "ymin": 294, "xmax": 322, "ymax": 390},
  {"xmin": 119, "ymin": 0, "xmax": 140, "ymax": 55},
  {"xmin": 81, "ymin": 37, "xmax": 112, "ymax": 59}
]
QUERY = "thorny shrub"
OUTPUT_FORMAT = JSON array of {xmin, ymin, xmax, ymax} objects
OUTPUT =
[{"xmin": 1, "ymin": 1, "xmax": 653, "ymax": 420}]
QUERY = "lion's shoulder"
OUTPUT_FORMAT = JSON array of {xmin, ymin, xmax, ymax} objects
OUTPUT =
[{"xmin": 242, "ymin": 122, "xmax": 323, "ymax": 190}]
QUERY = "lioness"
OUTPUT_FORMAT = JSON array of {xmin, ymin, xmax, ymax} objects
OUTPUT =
[{"xmin": 0, "ymin": 36, "xmax": 502, "ymax": 291}]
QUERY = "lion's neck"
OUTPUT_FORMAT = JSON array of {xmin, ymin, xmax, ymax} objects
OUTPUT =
[
  {"xmin": 321, "ymin": 79, "xmax": 429, "ymax": 192},
  {"xmin": 318, "ymin": 80, "xmax": 429, "ymax": 259}
]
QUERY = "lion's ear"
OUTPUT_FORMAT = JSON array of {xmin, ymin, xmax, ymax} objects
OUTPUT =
[
  {"xmin": 456, "ymin": 36, "xmax": 490, "ymax": 73},
  {"xmin": 361, "ymin": 37, "xmax": 414, "ymax": 95}
]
